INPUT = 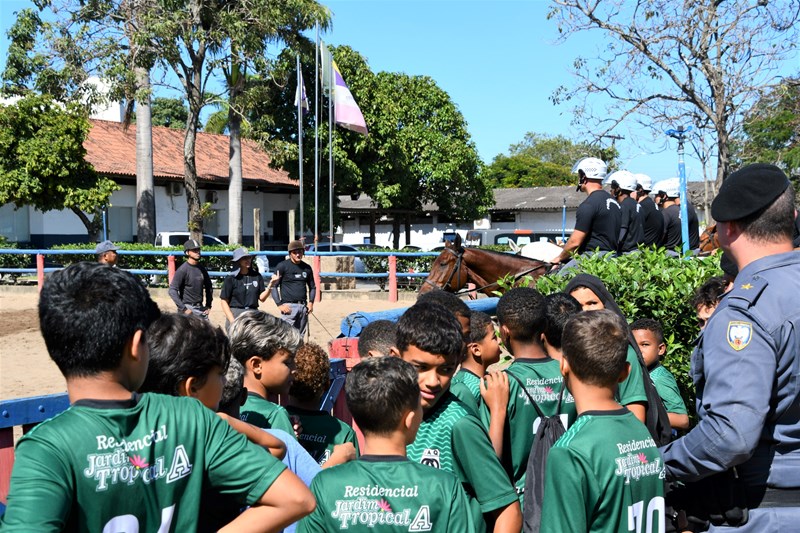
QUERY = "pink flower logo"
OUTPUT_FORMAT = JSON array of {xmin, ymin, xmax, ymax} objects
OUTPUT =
[
  {"xmin": 377, "ymin": 499, "xmax": 392, "ymax": 513},
  {"xmin": 129, "ymin": 455, "xmax": 149, "ymax": 469},
  {"xmin": 637, "ymin": 453, "xmax": 648, "ymax": 464},
  {"xmin": 544, "ymin": 386, "xmax": 553, "ymax": 394}
]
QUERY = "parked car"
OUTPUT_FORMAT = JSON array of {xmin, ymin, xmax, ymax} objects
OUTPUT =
[
  {"xmin": 154, "ymin": 232, "xmax": 225, "ymax": 247},
  {"xmin": 305, "ymin": 243, "xmax": 366, "ymax": 274}
]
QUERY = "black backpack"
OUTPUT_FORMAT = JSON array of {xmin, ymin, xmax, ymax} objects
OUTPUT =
[{"xmin": 507, "ymin": 372, "xmax": 566, "ymax": 533}]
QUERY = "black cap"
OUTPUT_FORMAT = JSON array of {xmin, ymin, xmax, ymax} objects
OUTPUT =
[
  {"xmin": 711, "ymin": 164, "xmax": 789, "ymax": 222},
  {"xmin": 184, "ymin": 238, "xmax": 201, "ymax": 251}
]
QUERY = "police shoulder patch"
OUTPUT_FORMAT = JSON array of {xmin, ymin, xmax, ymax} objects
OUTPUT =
[{"xmin": 727, "ymin": 321, "xmax": 753, "ymax": 351}]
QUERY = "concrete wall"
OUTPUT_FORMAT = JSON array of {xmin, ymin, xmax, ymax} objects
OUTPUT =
[{"xmin": 0, "ymin": 184, "xmax": 296, "ymax": 247}]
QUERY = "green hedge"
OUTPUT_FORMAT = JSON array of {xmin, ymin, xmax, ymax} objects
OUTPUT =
[
  {"xmin": 0, "ymin": 236, "xmax": 32, "ymax": 282},
  {"xmin": 48, "ymin": 242, "xmax": 239, "ymax": 286},
  {"xmin": 534, "ymin": 247, "xmax": 723, "ymax": 418}
]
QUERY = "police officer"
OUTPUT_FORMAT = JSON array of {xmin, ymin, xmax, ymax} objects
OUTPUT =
[
  {"xmin": 272, "ymin": 240, "xmax": 316, "ymax": 336},
  {"xmin": 219, "ymin": 247, "xmax": 272, "ymax": 329},
  {"xmin": 95, "ymin": 240, "xmax": 119, "ymax": 267},
  {"xmin": 606, "ymin": 170, "xmax": 645, "ymax": 253},
  {"xmin": 550, "ymin": 157, "xmax": 621, "ymax": 267},
  {"xmin": 634, "ymin": 173, "xmax": 665, "ymax": 247},
  {"xmin": 660, "ymin": 163, "xmax": 800, "ymax": 531},
  {"xmin": 654, "ymin": 178, "xmax": 700, "ymax": 252}
]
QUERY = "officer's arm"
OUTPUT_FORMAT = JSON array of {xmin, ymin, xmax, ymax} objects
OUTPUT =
[
  {"xmin": 168, "ymin": 268, "xmax": 186, "ymax": 311},
  {"xmin": 552, "ymin": 229, "xmax": 586, "ymax": 264},
  {"xmin": 660, "ymin": 308, "xmax": 773, "ymax": 482},
  {"xmin": 306, "ymin": 266, "xmax": 317, "ymax": 303}
]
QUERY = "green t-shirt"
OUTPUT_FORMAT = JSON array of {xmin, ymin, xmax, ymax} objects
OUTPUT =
[
  {"xmin": 297, "ymin": 455, "xmax": 476, "ymax": 532},
  {"xmin": 649, "ymin": 364, "xmax": 687, "ymax": 415},
  {"xmin": 617, "ymin": 345, "xmax": 648, "ymax": 406},
  {"xmin": 0, "ymin": 393, "xmax": 286, "ymax": 532},
  {"xmin": 285, "ymin": 405, "xmax": 360, "ymax": 465},
  {"xmin": 407, "ymin": 391, "xmax": 518, "ymax": 529},
  {"xmin": 480, "ymin": 357, "xmax": 577, "ymax": 502},
  {"xmin": 240, "ymin": 392, "xmax": 296, "ymax": 435},
  {"xmin": 449, "ymin": 369, "xmax": 481, "ymax": 414},
  {"xmin": 541, "ymin": 409, "xmax": 666, "ymax": 533}
]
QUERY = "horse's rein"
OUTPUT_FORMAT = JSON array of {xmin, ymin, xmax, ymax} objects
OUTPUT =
[{"xmin": 452, "ymin": 257, "xmax": 551, "ymax": 296}]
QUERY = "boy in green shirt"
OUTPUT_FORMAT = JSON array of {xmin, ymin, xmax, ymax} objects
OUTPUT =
[
  {"xmin": 451, "ymin": 311, "xmax": 502, "ymax": 413},
  {"xmin": 397, "ymin": 302, "xmax": 521, "ymax": 533},
  {"xmin": 299, "ymin": 356, "xmax": 475, "ymax": 532},
  {"xmin": 631, "ymin": 318, "xmax": 689, "ymax": 431},
  {"xmin": 229, "ymin": 310, "xmax": 300, "ymax": 436},
  {"xmin": 0, "ymin": 262, "xmax": 314, "ymax": 532},
  {"xmin": 480, "ymin": 287, "xmax": 578, "ymax": 504},
  {"xmin": 286, "ymin": 341, "xmax": 359, "ymax": 465},
  {"xmin": 541, "ymin": 310, "xmax": 666, "ymax": 533}
]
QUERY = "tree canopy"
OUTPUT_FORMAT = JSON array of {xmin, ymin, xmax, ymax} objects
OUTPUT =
[
  {"xmin": 485, "ymin": 132, "xmax": 617, "ymax": 188},
  {"xmin": 250, "ymin": 45, "xmax": 492, "ymax": 231},
  {"xmin": 149, "ymin": 97, "xmax": 189, "ymax": 129},
  {"xmin": 0, "ymin": 94, "xmax": 119, "ymax": 238},
  {"xmin": 734, "ymin": 77, "xmax": 800, "ymax": 175},
  {"xmin": 548, "ymin": 0, "xmax": 800, "ymax": 187}
]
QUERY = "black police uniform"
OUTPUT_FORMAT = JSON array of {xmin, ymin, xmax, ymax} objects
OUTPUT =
[
  {"xmin": 574, "ymin": 189, "xmax": 621, "ymax": 253},
  {"xmin": 220, "ymin": 268, "xmax": 265, "ymax": 320},
  {"xmin": 639, "ymin": 195, "xmax": 664, "ymax": 247},
  {"xmin": 618, "ymin": 196, "xmax": 645, "ymax": 253}
]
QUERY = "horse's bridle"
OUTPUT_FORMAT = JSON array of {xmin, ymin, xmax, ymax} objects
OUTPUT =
[{"xmin": 423, "ymin": 247, "xmax": 467, "ymax": 292}]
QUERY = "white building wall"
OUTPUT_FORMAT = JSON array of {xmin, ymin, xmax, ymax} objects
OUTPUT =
[{"xmin": 517, "ymin": 210, "xmax": 577, "ymax": 233}]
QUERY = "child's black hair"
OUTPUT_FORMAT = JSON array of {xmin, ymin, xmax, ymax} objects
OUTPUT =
[
  {"xmin": 345, "ymin": 356, "xmax": 420, "ymax": 435},
  {"xmin": 289, "ymin": 342, "xmax": 330, "ymax": 403},
  {"xmin": 630, "ymin": 318, "xmax": 665, "ymax": 345},
  {"xmin": 562, "ymin": 310, "xmax": 628, "ymax": 388},
  {"xmin": 140, "ymin": 313, "xmax": 230, "ymax": 396},
  {"xmin": 38, "ymin": 262, "xmax": 161, "ymax": 378},
  {"xmin": 496, "ymin": 287, "xmax": 546, "ymax": 343},
  {"xmin": 543, "ymin": 292, "xmax": 582, "ymax": 349},
  {"xmin": 690, "ymin": 276, "xmax": 728, "ymax": 312},
  {"xmin": 468, "ymin": 311, "xmax": 495, "ymax": 344},
  {"xmin": 396, "ymin": 302, "xmax": 463, "ymax": 363},
  {"xmin": 357, "ymin": 319, "xmax": 397, "ymax": 358},
  {"xmin": 416, "ymin": 290, "xmax": 472, "ymax": 320},
  {"xmin": 228, "ymin": 310, "xmax": 301, "ymax": 365}
]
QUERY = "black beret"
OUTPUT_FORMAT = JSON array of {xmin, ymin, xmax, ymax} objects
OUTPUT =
[{"xmin": 711, "ymin": 164, "xmax": 789, "ymax": 222}]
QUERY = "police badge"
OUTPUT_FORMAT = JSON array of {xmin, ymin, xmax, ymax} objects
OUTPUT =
[{"xmin": 727, "ymin": 321, "xmax": 752, "ymax": 351}]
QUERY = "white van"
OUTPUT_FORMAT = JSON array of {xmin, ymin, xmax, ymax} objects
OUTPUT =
[{"xmin": 154, "ymin": 232, "xmax": 225, "ymax": 247}]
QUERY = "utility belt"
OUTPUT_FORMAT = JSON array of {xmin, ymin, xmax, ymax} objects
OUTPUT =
[
  {"xmin": 667, "ymin": 468, "xmax": 799, "ymax": 532},
  {"xmin": 281, "ymin": 300, "xmax": 307, "ymax": 305}
]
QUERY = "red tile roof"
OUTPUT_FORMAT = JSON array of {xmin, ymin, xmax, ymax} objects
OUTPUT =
[{"xmin": 84, "ymin": 119, "xmax": 296, "ymax": 188}]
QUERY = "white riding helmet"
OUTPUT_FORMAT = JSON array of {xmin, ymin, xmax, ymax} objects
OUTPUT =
[
  {"xmin": 652, "ymin": 178, "xmax": 680, "ymax": 198},
  {"xmin": 572, "ymin": 157, "xmax": 608, "ymax": 181},
  {"xmin": 605, "ymin": 170, "xmax": 638, "ymax": 192},
  {"xmin": 634, "ymin": 173, "xmax": 653, "ymax": 192}
]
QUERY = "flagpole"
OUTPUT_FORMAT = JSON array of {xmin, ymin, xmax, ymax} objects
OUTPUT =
[
  {"xmin": 328, "ymin": 55, "xmax": 334, "ymax": 244},
  {"xmin": 313, "ymin": 22, "xmax": 319, "ymax": 248},
  {"xmin": 296, "ymin": 54, "xmax": 304, "ymax": 240}
]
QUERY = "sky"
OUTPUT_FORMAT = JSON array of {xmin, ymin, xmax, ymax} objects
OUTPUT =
[{"xmin": 0, "ymin": 0, "xmax": 795, "ymax": 183}]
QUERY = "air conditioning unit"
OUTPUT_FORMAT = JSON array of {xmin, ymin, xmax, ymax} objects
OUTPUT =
[
  {"xmin": 473, "ymin": 217, "xmax": 491, "ymax": 230},
  {"xmin": 167, "ymin": 182, "xmax": 183, "ymax": 196},
  {"xmin": 205, "ymin": 190, "xmax": 219, "ymax": 205}
]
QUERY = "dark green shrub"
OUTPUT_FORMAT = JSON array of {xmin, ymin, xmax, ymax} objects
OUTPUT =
[
  {"xmin": 0, "ymin": 237, "xmax": 32, "ymax": 283},
  {"xmin": 535, "ymin": 248, "xmax": 723, "ymax": 419}
]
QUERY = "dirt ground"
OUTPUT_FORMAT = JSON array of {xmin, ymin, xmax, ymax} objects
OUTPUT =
[{"xmin": 0, "ymin": 287, "xmax": 413, "ymax": 401}]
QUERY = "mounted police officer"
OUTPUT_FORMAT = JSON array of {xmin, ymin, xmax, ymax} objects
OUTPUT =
[
  {"xmin": 660, "ymin": 163, "xmax": 800, "ymax": 531},
  {"xmin": 550, "ymin": 157, "xmax": 621, "ymax": 268},
  {"xmin": 634, "ymin": 173, "xmax": 665, "ymax": 247},
  {"xmin": 606, "ymin": 170, "xmax": 645, "ymax": 253}
]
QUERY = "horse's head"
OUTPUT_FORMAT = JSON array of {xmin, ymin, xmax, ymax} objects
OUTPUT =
[
  {"xmin": 419, "ymin": 234, "xmax": 469, "ymax": 294},
  {"xmin": 699, "ymin": 224, "xmax": 720, "ymax": 254}
]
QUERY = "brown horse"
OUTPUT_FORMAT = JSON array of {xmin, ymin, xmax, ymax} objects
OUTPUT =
[
  {"xmin": 699, "ymin": 224, "xmax": 720, "ymax": 255},
  {"xmin": 419, "ymin": 235, "xmax": 551, "ymax": 296}
]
